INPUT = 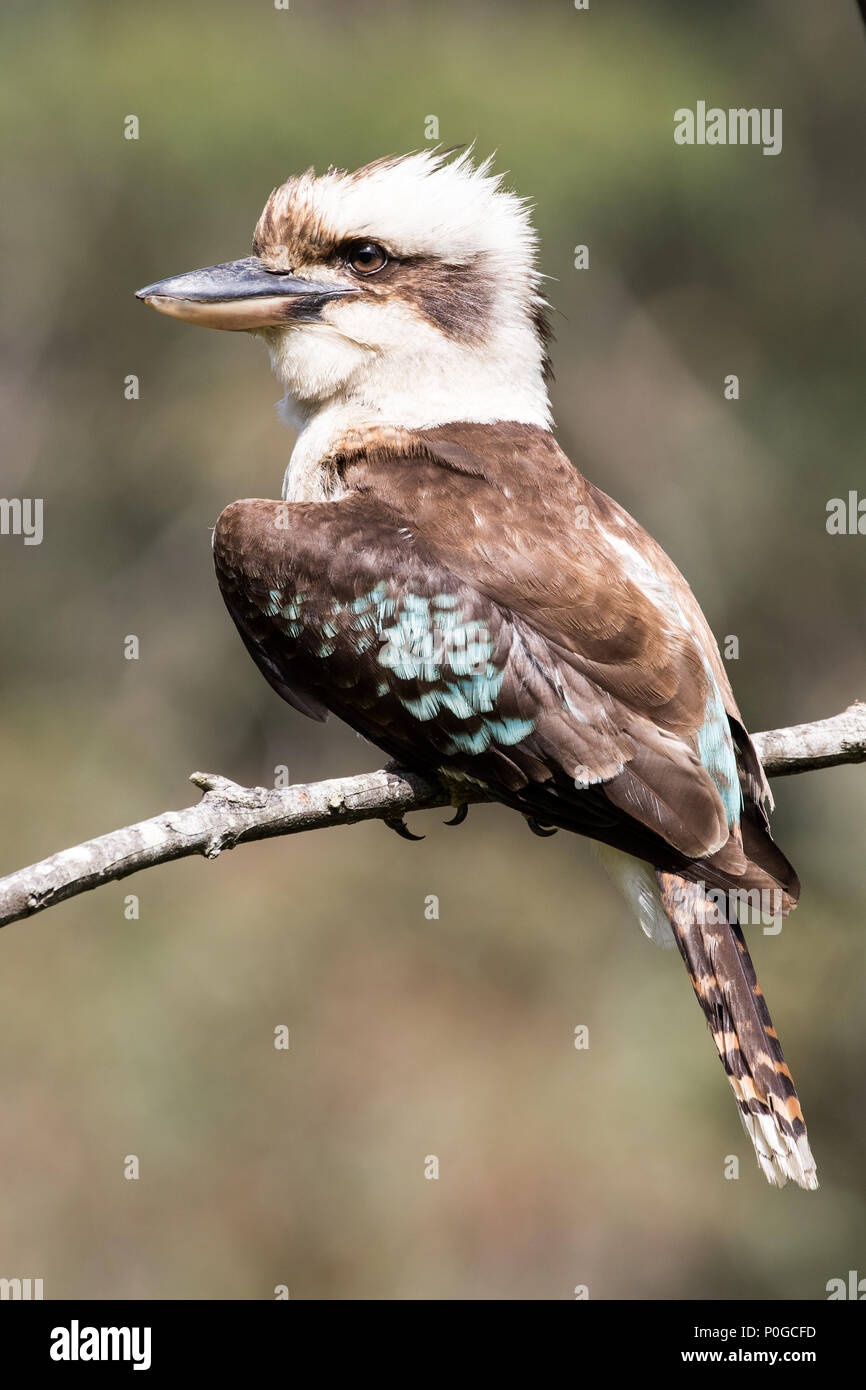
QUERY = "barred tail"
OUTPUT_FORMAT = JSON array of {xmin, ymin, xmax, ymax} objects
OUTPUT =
[{"xmin": 657, "ymin": 870, "xmax": 817, "ymax": 1190}]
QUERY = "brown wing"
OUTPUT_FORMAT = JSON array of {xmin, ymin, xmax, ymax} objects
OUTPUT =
[{"xmin": 212, "ymin": 462, "xmax": 795, "ymax": 906}]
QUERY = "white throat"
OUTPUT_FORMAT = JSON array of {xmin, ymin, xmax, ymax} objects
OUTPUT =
[{"xmin": 271, "ymin": 308, "xmax": 552, "ymax": 502}]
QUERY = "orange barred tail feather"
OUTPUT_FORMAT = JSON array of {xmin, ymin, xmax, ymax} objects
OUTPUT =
[{"xmin": 656, "ymin": 871, "xmax": 817, "ymax": 1190}]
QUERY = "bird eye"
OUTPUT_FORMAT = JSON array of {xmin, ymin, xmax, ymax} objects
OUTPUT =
[{"xmin": 345, "ymin": 241, "xmax": 388, "ymax": 275}]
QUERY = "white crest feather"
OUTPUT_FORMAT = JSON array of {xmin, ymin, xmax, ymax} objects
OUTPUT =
[{"xmin": 263, "ymin": 147, "xmax": 541, "ymax": 275}]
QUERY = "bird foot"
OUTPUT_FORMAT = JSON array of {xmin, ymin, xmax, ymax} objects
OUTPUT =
[
  {"xmin": 525, "ymin": 816, "xmax": 558, "ymax": 837},
  {"xmin": 384, "ymin": 816, "xmax": 425, "ymax": 842}
]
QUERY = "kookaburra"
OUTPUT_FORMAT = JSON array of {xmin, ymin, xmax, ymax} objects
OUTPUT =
[{"xmin": 137, "ymin": 150, "xmax": 816, "ymax": 1189}]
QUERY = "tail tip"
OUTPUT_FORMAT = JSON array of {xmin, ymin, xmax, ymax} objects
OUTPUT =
[{"xmin": 743, "ymin": 1109, "xmax": 818, "ymax": 1190}]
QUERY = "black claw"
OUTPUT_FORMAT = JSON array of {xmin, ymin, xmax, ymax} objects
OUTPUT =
[
  {"xmin": 443, "ymin": 803, "xmax": 469, "ymax": 827},
  {"xmin": 385, "ymin": 816, "xmax": 425, "ymax": 842},
  {"xmin": 526, "ymin": 816, "xmax": 558, "ymax": 838}
]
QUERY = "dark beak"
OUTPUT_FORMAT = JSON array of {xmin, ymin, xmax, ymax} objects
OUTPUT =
[{"xmin": 135, "ymin": 256, "xmax": 357, "ymax": 331}]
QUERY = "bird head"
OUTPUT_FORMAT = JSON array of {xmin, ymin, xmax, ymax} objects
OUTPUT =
[{"xmin": 136, "ymin": 150, "xmax": 552, "ymax": 433}]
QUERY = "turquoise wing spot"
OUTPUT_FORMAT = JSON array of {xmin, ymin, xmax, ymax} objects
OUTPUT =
[
  {"xmin": 481, "ymin": 716, "xmax": 536, "ymax": 745},
  {"xmin": 442, "ymin": 715, "xmax": 535, "ymax": 755},
  {"xmin": 367, "ymin": 590, "xmax": 536, "ymax": 750},
  {"xmin": 442, "ymin": 726, "xmax": 498, "ymax": 755},
  {"xmin": 260, "ymin": 583, "xmax": 537, "ymax": 750},
  {"xmin": 402, "ymin": 592, "xmax": 433, "ymax": 617},
  {"xmin": 402, "ymin": 690, "xmax": 447, "ymax": 721},
  {"xmin": 697, "ymin": 663, "xmax": 742, "ymax": 829},
  {"xmin": 457, "ymin": 666, "xmax": 501, "ymax": 714},
  {"xmin": 378, "ymin": 614, "xmax": 439, "ymax": 680}
]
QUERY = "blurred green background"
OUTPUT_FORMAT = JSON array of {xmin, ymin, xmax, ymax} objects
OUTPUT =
[{"xmin": 0, "ymin": 0, "xmax": 864, "ymax": 1300}]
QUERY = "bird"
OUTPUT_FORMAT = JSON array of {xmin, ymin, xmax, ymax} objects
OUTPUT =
[{"xmin": 137, "ymin": 149, "xmax": 816, "ymax": 1190}]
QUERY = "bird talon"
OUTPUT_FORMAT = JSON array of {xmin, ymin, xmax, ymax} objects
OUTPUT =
[
  {"xmin": 443, "ymin": 803, "xmax": 469, "ymax": 827},
  {"xmin": 384, "ymin": 816, "xmax": 425, "ymax": 842},
  {"xmin": 526, "ymin": 816, "xmax": 558, "ymax": 837}
]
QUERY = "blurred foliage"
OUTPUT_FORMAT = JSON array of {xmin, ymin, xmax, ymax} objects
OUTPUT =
[{"xmin": 0, "ymin": 0, "xmax": 863, "ymax": 1299}]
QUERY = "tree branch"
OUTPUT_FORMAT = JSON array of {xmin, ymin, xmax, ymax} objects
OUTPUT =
[{"xmin": 1, "ymin": 702, "xmax": 863, "ymax": 931}]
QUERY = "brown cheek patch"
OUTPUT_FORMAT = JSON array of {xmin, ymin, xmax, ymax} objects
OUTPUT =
[{"xmin": 379, "ymin": 256, "xmax": 493, "ymax": 342}]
